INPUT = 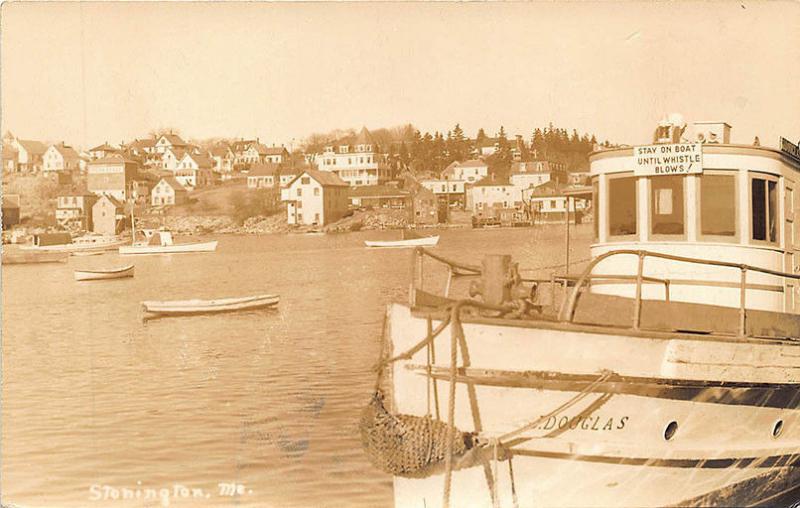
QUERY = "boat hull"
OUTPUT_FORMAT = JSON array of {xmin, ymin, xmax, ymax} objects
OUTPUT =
[
  {"xmin": 119, "ymin": 240, "xmax": 218, "ymax": 255},
  {"xmin": 142, "ymin": 294, "xmax": 279, "ymax": 316},
  {"xmin": 2, "ymin": 251, "xmax": 69, "ymax": 265},
  {"xmin": 74, "ymin": 265, "xmax": 134, "ymax": 281},
  {"xmin": 384, "ymin": 303, "xmax": 800, "ymax": 507},
  {"xmin": 21, "ymin": 238, "xmax": 127, "ymax": 253},
  {"xmin": 365, "ymin": 236, "xmax": 440, "ymax": 248}
]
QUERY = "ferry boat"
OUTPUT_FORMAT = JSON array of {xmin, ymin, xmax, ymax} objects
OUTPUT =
[{"xmin": 362, "ymin": 118, "xmax": 800, "ymax": 507}]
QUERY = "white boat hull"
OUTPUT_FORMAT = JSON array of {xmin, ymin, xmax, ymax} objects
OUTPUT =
[
  {"xmin": 21, "ymin": 238, "xmax": 127, "ymax": 253},
  {"xmin": 74, "ymin": 265, "xmax": 134, "ymax": 281},
  {"xmin": 365, "ymin": 236, "xmax": 440, "ymax": 248},
  {"xmin": 119, "ymin": 240, "xmax": 218, "ymax": 255},
  {"xmin": 385, "ymin": 303, "xmax": 800, "ymax": 507},
  {"xmin": 142, "ymin": 294, "xmax": 279, "ymax": 316}
]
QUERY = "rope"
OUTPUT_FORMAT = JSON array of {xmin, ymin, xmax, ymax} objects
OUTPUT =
[
  {"xmin": 442, "ymin": 304, "xmax": 460, "ymax": 508},
  {"xmin": 518, "ymin": 256, "xmax": 592, "ymax": 273},
  {"xmin": 372, "ymin": 311, "xmax": 390, "ymax": 392},
  {"xmin": 508, "ymin": 454, "xmax": 519, "ymax": 508},
  {"xmin": 376, "ymin": 315, "xmax": 451, "ymax": 370}
]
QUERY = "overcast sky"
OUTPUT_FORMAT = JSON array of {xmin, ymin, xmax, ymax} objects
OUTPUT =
[{"xmin": 2, "ymin": 1, "xmax": 799, "ymax": 150}]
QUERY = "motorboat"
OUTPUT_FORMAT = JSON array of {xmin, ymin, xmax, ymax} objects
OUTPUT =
[
  {"xmin": 119, "ymin": 230, "xmax": 217, "ymax": 255},
  {"xmin": 21, "ymin": 234, "xmax": 127, "ymax": 253}
]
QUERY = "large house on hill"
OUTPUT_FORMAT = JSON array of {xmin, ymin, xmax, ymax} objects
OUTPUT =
[
  {"xmin": 43, "ymin": 143, "xmax": 81, "ymax": 172},
  {"xmin": 12, "ymin": 139, "xmax": 47, "ymax": 171},
  {"xmin": 280, "ymin": 169, "xmax": 349, "ymax": 226},
  {"xmin": 87, "ymin": 154, "xmax": 139, "ymax": 201},
  {"xmin": 154, "ymin": 133, "xmax": 188, "ymax": 154},
  {"xmin": 316, "ymin": 127, "xmax": 390, "ymax": 187}
]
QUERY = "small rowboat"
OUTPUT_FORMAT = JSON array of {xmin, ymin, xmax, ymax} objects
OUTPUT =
[
  {"xmin": 365, "ymin": 235, "xmax": 440, "ymax": 248},
  {"xmin": 141, "ymin": 294, "xmax": 279, "ymax": 316},
  {"xmin": 74, "ymin": 264, "xmax": 134, "ymax": 281},
  {"xmin": 72, "ymin": 251, "xmax": 105, "ymax": 257}
]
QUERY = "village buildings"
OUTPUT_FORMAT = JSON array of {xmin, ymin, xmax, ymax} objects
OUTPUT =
[
  {"xmin": 210, "ymin": 144, "xmax": 235, "ymax": 176},
  {"xmin": 87, "ymin": 154, "xmax": 139, "ymax": 201},
  {"xmin": 316, "ymin": 127, "xmax": 391, "ymax": 186},
  {"xmin": 280, "ymin": 169, "xmax": 349, "ymax": 226},
  {"xmin": 43, "ymin": 143, "xmax": 81, "ymax": 172},
  {"xmin": 151, "ymin": 177, "xmax": 188, "ymax": 206},
  {"xmin": 88, "ymin": 142, "xmax": 120, "ymax": 160},
  {"xmin": 92, "ymin": 194, "xmax": 126, "ymax": 236},
  {"xmin": 56, "ymin": 190, "xmax": 97, "ymax": 230},
  {"xmin": 348, "ymin": 185, "xmax": 410, "ymax": 209},
  {"xmin": 247, "ymin": 163, "xmax": 281, "ymax": 189},
  {"xmin": 154, "ymin": 133, "xmax": 188, "ymax": 155},
  {"xmin": 174, "ymin": 152, "xmax": 214, "ymax": 189},
  {"xmin": 11, "ymin": 139, "xmax": 47, "ymax": 172}
]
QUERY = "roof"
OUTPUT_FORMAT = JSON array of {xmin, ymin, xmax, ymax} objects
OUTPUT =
[
  {"xmin": 96, "ymin": 194, "xmax": 125, "ymax": 209},
  {"xmin": 183, "ymin": 152, "xmax": 213, "ymax": 168},
  {"xmin": 529, "ymin": 180, "xmax": 563, "ymax": 197},
  {"xmin": 52, "ymin": 144, "xmax": 80, "ymax": 159},
  {"xmin": 210, "ymin": 144, "xmax": 233, "ymax": 157},
  {"xmin": 474, "ymin": 175, "xmax": 512, "ymax": 187},
  {"xmin": 158, "ymin": 176, "xmax": 187, "ymax": 192},
  {"xmin": 348, "ymin": 185, "xmax": 409, "ymax": 198},
  {"xmin": 353, "ymin": 127, "xmax": 374, "ymax": 146},
  {"xmin": 459, "ymin": 159, "xmax": 488, "ymax": 168},
  {"xmin": 165, "ymin": 147, "xmax": 187, "ymax": 159},
  {"xmin": 248, "ymin": 162, "xmax": 280, "ymax": 176},
  {"xmin": 159, "ymin": 133, "xmax": 187, "ymax": 146},
  {"xmin": 2, "ymin": 145, "xmax": 18, "ymax": 159},
  {"xmin": 89, "ymin": 142, "xmax": 117, "ymax": 152},
  {"xmin": 231, "ymin": 140, "xmax": 257, "ymax": 152},
  {"xmin": 440, "ymin": 161, "xmax": 460, "ymax": 179},
  {"xmin": 129, "ymin": 138, "xmax": 156, "ymax": 149},
  {"xmin": 59, "ymin": 187, "xmax": 95, "ymax": 198},
  {"xmin": 89, "ymin": 153, "xmax": 138, "ymax": 165},
  {"xmin": 287, "ymin": 169, "xmax": 348, "ymax": 188},
  {"xmin": 262, "ymin": 146, "xmax": 288, "ymax": 156},
  {"xmin": 16, "ymin": 139, "xmax": 47, "ymax": 155}
]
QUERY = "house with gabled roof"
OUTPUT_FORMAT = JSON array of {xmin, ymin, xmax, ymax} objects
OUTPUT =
[
  {"xmin": 88, "ymin": 142, "xmax": 120, "ymax": 160},
  {"xmin": 263, "ymin": 146, "xmax": 290, "ymax": 164},
  {"xmin": 154, "ymin": 133, "xmax": 188, "ymax": 154},
  {"xmin": 43, "ymin": 143, "xmax": 81, "ymax": 172},
  {"xmin": 316, "ymin": 127, "xmax": 390, "ymax": 186},
  {"xmin": 174, "ymin": 152, "xmax": 214, "ymax": 189},
  {"xmin": 210, "ymin": 144, "xmax": 235, "ymax": 176},
  {"xmin": 92, "ymin": 194, "xmax": 127, "ymax": 236},
  {"xmin": 2, "ymin": 144, "xmax": 18, "ymax": 172},
  {"xmin": 151, "ymin": 176, "xmax": 188, "ymax": 207},
  {"xmin": 161, "ymin": 146, "xmax": 187, "ymax": 172},
  {"xmin": 247, "ymin": 163, "xmax": 281, "ymax": 189},
  {"xmin": 56, "ymin": 188, "xmax": 97, "ymax": 230},
  {"xmin": 280, "ymin": 169, "xmax": 349, "ymax": 226},
  {"xmin": 12, "ymin": 139, "xmax": 47, "ymax": 171}
]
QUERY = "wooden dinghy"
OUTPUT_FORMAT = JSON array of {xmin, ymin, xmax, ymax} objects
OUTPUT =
[
  {"xmin": 72, "ymin": 251, "xmax": 105, "ymax": 257},
  {"xmin": 74, "ymin": 264, "xmax": 134, "ymax": 281},
  {"xmin": 141, "ymin": 294, "xmax": 279, "ymax": 316},
  {"xmin": 365, "ymin": 229, "xmax": 440, "ymax": 248}
]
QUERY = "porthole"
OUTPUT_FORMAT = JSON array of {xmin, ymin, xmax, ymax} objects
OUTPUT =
[
  {"xmin": 663, "ymin": 421, "xmax": 678, "ymax": 441},
  {"xmin": 772, "ymin": 419, "xmax": 784, "ymax": 438}
]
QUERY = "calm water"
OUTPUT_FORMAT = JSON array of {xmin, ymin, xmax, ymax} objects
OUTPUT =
[{"xmin": 1, "ymin": 225, "xmax": 591, "ymax": 508}]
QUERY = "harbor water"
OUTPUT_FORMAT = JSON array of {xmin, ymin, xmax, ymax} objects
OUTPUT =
[{"xmin": 1, "ymin": 225, "xmax": 592, "ymax": 508}]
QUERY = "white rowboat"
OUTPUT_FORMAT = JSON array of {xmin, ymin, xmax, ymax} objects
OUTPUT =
[
  {"xmin": 365, "ymin": 235, "xmax": 439, "ymax": 248},
  {"xmin": 74, "ymin": 265, "xmax": 134, "ymax": 281},
  {"xmin": 142, "ymin": 294, "xmax": 279, "ymax": 316}
]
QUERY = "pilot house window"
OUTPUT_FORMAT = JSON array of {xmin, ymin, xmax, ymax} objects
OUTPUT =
[
  {"xmin": 700, "ymin": 174, "xmax": 736, "ymax": 236},
  {"xmin": 608, "ymin": 176, "xmax": 637, "ymax": 236},
  {"xmin": 752, "ymin": 176, "xmax": 778, "ymax": 243},
  {"xmin": 651, "ymin": 175, "xmax": 684, "ymax": 235}
]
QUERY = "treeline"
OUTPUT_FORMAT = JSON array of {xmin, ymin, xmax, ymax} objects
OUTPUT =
[{"xmin": 302, "ymin": 123, "xmax": 614, "ymax": 177}]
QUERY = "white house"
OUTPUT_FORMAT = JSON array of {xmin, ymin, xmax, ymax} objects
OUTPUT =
[
  {"xmin": 442, "ymin": 160, "xmax": 489, "ymax": 183},
  {"xmin": 210, "ymin": 144, "xmax": 235, "ymax": 175},
  {"xmin": 173, "ymin": 152, "xmax": 213, "ymax": 189},
  {"xmin": 151, "ymin": 177, "xmax": 188, "ymax": 206},
  {"xmin": 263, "ymin": 146, "xmax": 290, "ymax": 164},
  {"xmin": 279, "ymin": 169, "xmax": 299, "ymax": 188},
  {"xmin": 316, "ymin": 127, "xmax": 390, "ymax": 186},
  {"xmin": 420, "ymin": 179, "xmax": 466, "ymax": 196},
  {"xmin": 56, "ymin": 190, "xmax": 97, "ymax": 230},
  {"xmin": 88, "ymin": 142, "xmax": 119, "ymax": 160},
  {"xmin": 43, "ymin": 143, "xmax": 81, "ymax": 172},
  {"xmin": 154, "ymin": 133, "xmax": 188, "ymax": 155},
  {"xmin": 470, "ymin": 177, "xmax": 523, "ymax": 215},
  {"xmin": 161, "ymin": 147, "xmax": 187, "ymax": 171},
  {"xmin": 12, "ymin": 139, "xmax": 47, "ymax": 171},
  {"xmin": 280, "ymin": 169, "xmax": 349, "ymax": 226},
  {"xmin": 247, "ymin": 163, "xmax": 280, "ymax": 189}
]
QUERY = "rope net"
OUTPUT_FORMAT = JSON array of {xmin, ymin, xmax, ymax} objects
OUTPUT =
[{"xmin": 359, "ymin": 391, "xmax": 477, "ymax": 478}]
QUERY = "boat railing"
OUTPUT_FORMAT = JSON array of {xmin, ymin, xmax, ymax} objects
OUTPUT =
[
  {"xmin": 409, "ymin": 247, "xmax": 800, "ymax": 338},
  {"xmin": 558, "ymin": 249, "xmax": 800, "ymax": 337}
]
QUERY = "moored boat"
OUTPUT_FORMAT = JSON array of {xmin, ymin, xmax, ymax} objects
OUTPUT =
[
  {"xmin": 119, "ymin": 230, "xmax": 217, "ymax": 255},
  {"xmin": 363, "ymin": 119, "xmax": 800, "ymax": 507},
  {"xmin": 21, "ymin": 233, "xmax": 127, "ymax": 253},
  {"xmin": 3, "ymin": 250, "xmax": 69, "ymax": 265},
  {"xmin": 74, "ymin": 264, "xmax": 134, "ymax": 281},
  {"xmin": 365, "ymin": 230, "xmax": 440, "ymax": 248},
  {"xmin": 141, "ymin": 294, "xmax": 279, "ymax": 316}
]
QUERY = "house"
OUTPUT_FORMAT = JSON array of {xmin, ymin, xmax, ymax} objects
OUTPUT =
[
  {"xmin": 263, "ymin": 146, "xmax": 290, "ymax": 164},
  {"xmin": 420, "ymin": 178, "xmax": 467, "ymax": 208},
  {"xmin": 2, "ymin": 194, "xmax": 21, "ymax": 228},
  {"xmin": 509, "ymin": 160, "xmax": 567, "ymax": 190},
  {"xmin": 526, "ymin": 181, "xmax": 588, "ymax": 222},
  {"xmin": 174, "ymin": 152, "xmax": 214, "ymax": 189},
  {"xmin": 348, "ymin": 185, "xmax": 410, "ymax": 209},
  {"xmin": 210, "ymin": 144, "xmax": 235, "ymax": 176},
  {"xmin": 568, "ymin": 171, "xmax": 591, "ymax": 186},
  {"xmin": 12, "ymin": 139, "xmax": 47, "ymax": 171},
  {"xmin": 442, "ymin": 160, "xmax": 489, "ymax": 184},
  {"xmin": 87, "ymin": 154, "xmax": 139, "ymax": 201},
  {"xmin": 56, "ymin": 189, "xmax": 97, "ymax": 230},
  {"xmin": 477, "ymin": 138, "xmax": 499, "ymax": 157},
  {"xmin": 92, "ymin": 194, "xmax": 126, "ymax": 236},
  {"xmin": 161, "ymin": 146, "xmax": 187, "ymax": 171},
  {"xmin": 43, "ymin": 143, "xmax": 81, "ymax": 172},
  {"xmin": 280, "ymin": 169, "xmax": 349, "ymax": 226},
  {"xmin": 247, "ymin": 163, "xmax": 281, "ymax": 189},
  {"xmin": 154, "ymin": 133, "xmax": 188, "ymax": 155},
  {"xmin": 411, "ymin": 186, "xmax": 439, "ymax": 225},
  {"xmin": 470, "ymin": 175, "xmax": 523, "ymax": 219},
  {"xmin": 2, "ymin": 145, "xmax": 18, "ymax": 172},
  {"xmin": 130, "ymin": 179, "xmax": 153, "ymax": 204},
  {"xmin": 126, "ymin": 138, "xmax": 157, "ymax": 157},
  {"xmin": 88, "ymin": 142, "xmax": 120, "ymax": 160},
  {"xmin": 151, "ymin": 177, "xmax": 188, "ymax": 206},
  {"xmin": 316, "ymin": 127, "xmax": 391, "ymax": 186},
  {"xmin": 279, "ymin": 168, "xmax": 299, "ymax": 187}
]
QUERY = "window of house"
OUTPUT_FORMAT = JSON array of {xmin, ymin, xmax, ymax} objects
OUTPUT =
[
  {"xmin": 297, "ymin": 213, "xmax": 303, "ymax": 222},
  {"xmin": 650, "ymin": 175, "xmax": 684, "ymax": 235},
  {"xmin": 550, "ymin": 199, "xmax": 557, "ymax": 209},
  {"xmin": 297, "ymin": 200, "xmax": 302, "ymax": 209},
  {"xmin": 314, "ymin": 213, "xmax": 320, "ymax": 223},
  {"xmin": 700, "ymin": 174, "xmax": 736, "ymax": 237},
  {"xmin": 751, "ymin": 176, "xmax": 778, "ymax": 243},
  {"xmin": 301, "ymin": 177, "xmax": 310, "ymax": 185},
  {"xmin": 608, "ymin": 175, "xmax": 637, "ymax": 236},
  {"xmin": 297, "ymin": 188, "xmax": 302, "ymax": 197}
]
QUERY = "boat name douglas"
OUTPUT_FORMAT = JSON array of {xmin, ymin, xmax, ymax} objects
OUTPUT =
[{"xmin": 536, "ymin": 414, "xmax": 629, "ymax": 431}]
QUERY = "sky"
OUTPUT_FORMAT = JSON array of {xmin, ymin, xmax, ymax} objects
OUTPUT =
[{"xmin": 2, "ymin": 1, "xmax": 799, "ymax": 151}]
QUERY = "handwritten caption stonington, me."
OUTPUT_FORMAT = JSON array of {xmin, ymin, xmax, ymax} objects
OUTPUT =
[{"xmin": 88, "ymin": 481, "xmax": 252, "ymax": 506}]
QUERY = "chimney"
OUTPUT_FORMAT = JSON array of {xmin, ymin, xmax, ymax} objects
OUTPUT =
[{"xmin": 694, "ymin": 121, "xmax": 732, "ymax": 144}]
